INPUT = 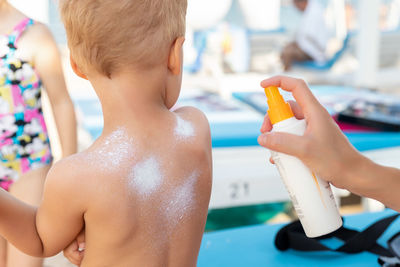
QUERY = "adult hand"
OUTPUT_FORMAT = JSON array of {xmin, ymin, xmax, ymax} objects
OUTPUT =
[
  {"xmin": 63, "ymin": 229, "xmax": 85, "ymax": 266},
  {"xmin": 257, "ymin": 75, "xmax": 365, "ymax": 190}
]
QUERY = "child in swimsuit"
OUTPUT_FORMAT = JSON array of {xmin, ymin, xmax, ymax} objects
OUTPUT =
[
  {"xmin": 0, "ymin": 0, "xmax": 212, "ymax": 266},
  {"xmin": 0, "ymin": 18, "xmax": 52, "ymax": 190},
  {"xmin": 0, "ymin": 1, "xmax": 77, "ymax": 266}
]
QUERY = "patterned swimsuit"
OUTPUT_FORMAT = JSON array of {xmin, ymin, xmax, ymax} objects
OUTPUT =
[{"xmin": 0, "ymin": 18, "xmax": 52, "ymax": 191}]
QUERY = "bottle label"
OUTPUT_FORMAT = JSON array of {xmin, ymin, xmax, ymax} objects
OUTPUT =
[
  {"xmin": 272, "ymin": 152, "xmax": 304, "ymax": 220},
  {"xmin": 271, "ymin": 150, "xmax": 341, "ymax": 236}
]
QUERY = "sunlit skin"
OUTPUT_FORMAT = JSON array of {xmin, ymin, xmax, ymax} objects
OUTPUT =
[{"xmin": 0, "ymin": 29, "xmax": 212, "ymax": 266}]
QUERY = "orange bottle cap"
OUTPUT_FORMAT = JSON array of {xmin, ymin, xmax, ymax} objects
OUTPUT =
[{"xmin": 264, "ymin": 86, "xmax": 294, "ymax": 124}]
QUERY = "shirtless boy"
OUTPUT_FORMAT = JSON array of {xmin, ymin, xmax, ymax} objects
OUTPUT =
[{"xmin": 0, "ymin": 0, "xmax": 212, "ymax": 266}]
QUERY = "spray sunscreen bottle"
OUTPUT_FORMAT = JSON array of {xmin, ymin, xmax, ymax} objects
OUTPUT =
[{"xmin": 264, "ymin": 86, "xmax": 342, "ymax": 238}]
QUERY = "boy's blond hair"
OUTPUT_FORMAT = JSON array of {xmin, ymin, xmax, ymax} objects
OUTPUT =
[{"xmin": 60, "ymin": 0, "xmax": 187, "ymax": 77}]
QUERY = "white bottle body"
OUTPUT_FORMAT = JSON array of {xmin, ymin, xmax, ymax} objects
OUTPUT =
[{"xmin": 271, "ymin": 117, "xmax": 342, "ymax": 237}]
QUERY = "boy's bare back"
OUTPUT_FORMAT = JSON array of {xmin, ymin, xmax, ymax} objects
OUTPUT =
[
  {"xmin": 0, "ymin": 1, "xmax": 213, "ymax": 265},
  {"xmin": 50, "ymin": 107, "xmax": 212, "ymax": 267}
]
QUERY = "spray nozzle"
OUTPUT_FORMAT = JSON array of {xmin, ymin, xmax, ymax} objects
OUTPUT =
[{"xmin": 264, "ymin": 86, "xmax": 294, "ymax": 124}]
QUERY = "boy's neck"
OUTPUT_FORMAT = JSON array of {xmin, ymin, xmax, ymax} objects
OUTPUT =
[{"xmin": 88, "ymin": 66, "xmax": 170, "ymax": 133}]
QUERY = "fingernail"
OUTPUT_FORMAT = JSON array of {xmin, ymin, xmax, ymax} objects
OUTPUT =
[{"xmin": 78, "ymin": 242, "xmax": 86, "ymax": 252}]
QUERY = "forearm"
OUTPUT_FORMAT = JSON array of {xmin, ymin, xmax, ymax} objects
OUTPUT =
[
  {"xmin": 0, "ymin": 190, "xmax": 45, "ymax": 256},
  {"xmin": 346, "ymin": 155, "xmax": 400, "ymax": 211},
  {"xmin": 53, "ymin": 99, "xmax": 78, "ymax": 157}
]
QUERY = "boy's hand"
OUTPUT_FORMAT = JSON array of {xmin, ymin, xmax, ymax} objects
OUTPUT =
[
  {"xmin": 63, "ymin": 229, "xmax": 85, "ymax": 266},
  {"xmin": 257, "ymin": 76, "xmax": 364, "ymax": 190}
]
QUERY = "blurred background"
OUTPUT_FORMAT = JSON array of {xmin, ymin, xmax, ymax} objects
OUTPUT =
[{"xmin": 9, "ymin": 1, "xmax": 400, "ymax": 262}]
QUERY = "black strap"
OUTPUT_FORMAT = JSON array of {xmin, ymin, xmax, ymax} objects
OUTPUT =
[{"xmin": 275, "ymin": 213, "xmax": 400, "ymax": 257}]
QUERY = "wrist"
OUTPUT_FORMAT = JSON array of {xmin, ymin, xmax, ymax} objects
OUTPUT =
[
  {"xmin": 341, "ymin": 152, "xmax": 372, "ymax": 194},
  {"xmin": 343, "ymin": 153, "xmax": 383, "ymax": 199}
]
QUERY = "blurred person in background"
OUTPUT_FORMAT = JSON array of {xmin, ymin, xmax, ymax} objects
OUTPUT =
[
  {"xmin": 281, "ymin": 0, "xmax": 332, "ymax": 70},
  {"xmin": 0, "ymin": 1, "xmax": 77, "ymax": 266}
]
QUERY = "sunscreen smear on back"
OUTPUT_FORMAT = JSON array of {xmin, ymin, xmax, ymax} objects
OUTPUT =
[{"xmin": 264, "ymin": 86, "xmax": 342, "ymax": 238}]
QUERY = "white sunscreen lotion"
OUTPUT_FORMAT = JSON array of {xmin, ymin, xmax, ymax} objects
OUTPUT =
[{"xmin": 264, "ymin": 86, "xmax": 342, "ymax": 237}]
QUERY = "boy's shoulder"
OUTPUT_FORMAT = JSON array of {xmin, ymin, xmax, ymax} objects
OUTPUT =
[
  {"xmin": 171, "ymin": 106, "xmax": 212, "ymax": 165},
  {"xmin": 171, "ymin": 106, "xmax": 212, "ymax": 199},
  {"xmin": 173, "ymin": 106, "xmax": 210, "ymax": 140}
]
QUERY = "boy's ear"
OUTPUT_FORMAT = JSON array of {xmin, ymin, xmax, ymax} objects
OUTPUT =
[
  {"xmin": 70, "ymin": 55, "xmax": 88, "ymax": 80},
  {"xmin": 168, "ymin": 37, "xmax": 185, "ymax": 75}
]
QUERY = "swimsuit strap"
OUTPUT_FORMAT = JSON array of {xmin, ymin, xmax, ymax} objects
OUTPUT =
[{"xmin": 8, "ymin": 18, "xmax": 35, "ymax": 45}]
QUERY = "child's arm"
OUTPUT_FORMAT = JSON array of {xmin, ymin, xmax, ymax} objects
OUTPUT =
[
  {"xmin": 258, "ymin": 75, "xmax": 400, "ymax": 211},
  {"xmin": 33, "ymin": 24, "xmax": 78, "ymax": 157},
  {"xmin": 0, "ymin": 162, "xmax": 85, "ymax": 257},
  {"xmin": 63, "ymin": 229, "xmax": 85, "ymax": 266}
]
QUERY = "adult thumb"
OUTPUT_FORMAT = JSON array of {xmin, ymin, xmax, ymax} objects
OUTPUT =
[{"xmin": 258, "ymin": 132, "xmax": 307, "ymax": 158}]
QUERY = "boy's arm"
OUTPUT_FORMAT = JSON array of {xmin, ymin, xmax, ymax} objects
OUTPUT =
[
  {"xmin": 0, "ymin": 162, "xmax": 85, "ymax": 257},
  {"xmin": 258, "ymin": 75, "xmax": 400, "ymax": 211},
  {"xmin": 63, "ymin": 229, "xmax": 86, "ymax": 266}
]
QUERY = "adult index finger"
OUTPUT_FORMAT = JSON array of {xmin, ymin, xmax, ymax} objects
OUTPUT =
[
  {"xmin": 260, "ymin": 76, "xmax": 321, "ymax": 115},
  {"xmin": 261, "ymin": 100, "xmax": 305, "ymax": 134}
]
